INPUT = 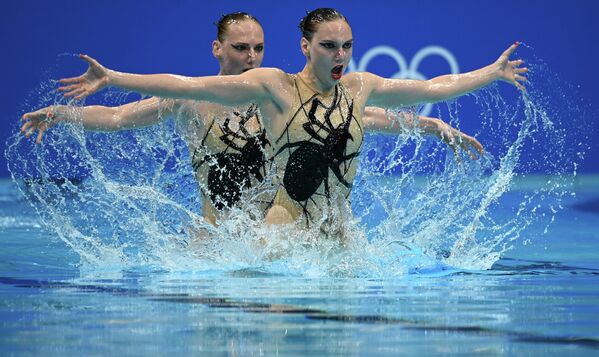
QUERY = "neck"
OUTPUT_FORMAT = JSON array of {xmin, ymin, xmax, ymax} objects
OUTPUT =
[{"xmin": 299, "ymin": 64, "xmax": 335, "ymax": 96}]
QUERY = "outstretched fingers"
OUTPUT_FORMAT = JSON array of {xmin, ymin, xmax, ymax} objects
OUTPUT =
[
  {"xmin": 510, "ymin": 59, "xmax": 525, "ymax": 67},
  {"xmin": 509, "ymin": 57, "xmax": 528, "ymax": 82},
  {"xmin": 21, "ymin": 109, "xmax": 45, "ymax": 134},
  {"xmin": 79, "ymin": 53, "xmax": 100, "ymax": 67},
  {"xmin": 441, "ymin": 129, "xmax": 463, "ymax": 163},
  {"xmin": 56, "ymin": 54, "xmax": 109, "ymax": 100},
  {"xmin": 63, "ymin": 87, "xmax": 87, "ymax": 99},
  {"xmin": 502, "ymin": 41, "xmax": 520, "ymax": 59},
  {"xmin": 510, "ymin": 69, "xmax": 528, "ymax": 91},
  {"xmin": 439, "ymin": 124, "xmax": 456, "ymax": 146},
  {"xmin": 467, "ymin": 135, "xmax": 484, "ymax": 156},
  {"xmin": 58, "ymin": 75, "xmax": 83, "ymax": 85},
  {"xmin": 500, "ymin": 42, "xmax": 529, "ymax": 90},
  {"xmin": 20, "ymin": 106, "xmax": 60, "ymax": 144},
  {"xmin": 58, "ymin": 83, "xmax": 81, "ymax": 92},
  {"xmin": 514, "ymin": 81, "xmax": 527, "ymax": 92},
  {"xmin": 462, "ymin": 142, "xmax": 479, "ymax": 160},
  {"xmin": 73, "ymin": 90, "xmax": 88, "ymax": 101},
  {"xmin": 35, "ymin": 126, "xmax": 47, "ymax": 144},
  {"xmin": 24, "ymin": 126, "xmax": 36, "ymax": 138},
  {"xmin": 515, "ymin": 74, "xmax": 527, "ymax": 82},
  {"xmin": 58, "ymin": 80, "xmax": 86, "ymax": 98},
  {"xmin": 22, "ymin": 108, "xmax": 45, "ymax": 121},
  {"xmin": 453, "ymin": 133, "xmax": 484, "ymax": 161},
  {"xmin": 21, "ymin": 112, "xmax": 33, "ymax": 122},
  {"xmin": 20, "ymin": 120, "xmax": 32, "ymax": 134}
]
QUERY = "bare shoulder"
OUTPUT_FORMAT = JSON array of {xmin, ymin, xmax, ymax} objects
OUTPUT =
[
  {"xmin": 340, "ymin": 72, "xmax": 382, "ymax": 106},
  {"xmin": 245, "ymin": 68, "xmax": 294, "ymax": 111},
  {"xmin": 342, "ymin": 72, "xmax": 383, "ymax": 97},
  {"xmin": 343, "ymin": 72, "xmax": 380, "ymax": 88},
  {"xmin": 245, "ymin": 67, "xmax": 293, "ymax": 88},
  {"xmin": 244, "ymin": 67, "xmax": 287, "ymax": 79}
]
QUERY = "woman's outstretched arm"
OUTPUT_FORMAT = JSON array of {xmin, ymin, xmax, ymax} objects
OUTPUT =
[
  {"xmin": 363, "ymin": 107, "xmax": 484, "ymax": 160},
  {"xmin": 58, "ymin": 54, "xmax": 282, "ymax": 106},
  {"xmin": 363, "ymin": 43, "xmax": 527, "ymax": 108},
  {"xmin": 21, "ymin": 97, "xmax": 180, "ymax": 143}
]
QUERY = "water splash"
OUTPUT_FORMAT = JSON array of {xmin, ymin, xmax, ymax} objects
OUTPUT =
[
  {"xmin": 6, "ymin": 52, "xmax": 588, "ymax": 277},
  {"xmin": 352, "ymin": 57, "xmax": 589, "ymax": 270}
]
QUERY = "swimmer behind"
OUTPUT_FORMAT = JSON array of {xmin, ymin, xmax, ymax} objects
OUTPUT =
[{"xmin": 22, "ymin": 12, "xmax": 271, "ymax": 227}]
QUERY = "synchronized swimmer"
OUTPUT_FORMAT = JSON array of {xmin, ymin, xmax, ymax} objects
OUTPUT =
[{"xmin": 21, "ymin": 8, "xmax": 524, "ymax": 238}]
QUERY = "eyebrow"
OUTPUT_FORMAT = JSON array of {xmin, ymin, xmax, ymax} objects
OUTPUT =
[
  {"xmin": 231, "ymin": 42, "xmax": 264, "ymax": 46},
  {"xmin": 319, "ymin": 39, "xmax": 353, "ymax": 43}
]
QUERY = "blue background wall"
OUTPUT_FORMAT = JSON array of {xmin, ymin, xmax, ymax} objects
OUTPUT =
[{"xmin": 2, "ymin": 0, "xmax": 598, "ymax": 177}]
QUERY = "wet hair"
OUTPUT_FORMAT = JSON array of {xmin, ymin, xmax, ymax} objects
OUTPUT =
[
  {"xmin": 215, "ymin": 12, "xmax": 262, "ymax": 42},
  {"xmin": 299, "ymin": 8, "xmax": 349, "ymax": 41}
]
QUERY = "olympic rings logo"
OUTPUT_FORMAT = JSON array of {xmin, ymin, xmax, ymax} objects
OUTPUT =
[{"xmin": 347, "ymin": 45, "xmax": 459, "ymax": 116}]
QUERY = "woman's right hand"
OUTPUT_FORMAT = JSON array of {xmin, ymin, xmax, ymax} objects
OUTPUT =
[
  {"xmin": 493, "ymin": 42, "xmax": 528, "ymax": 91},
  {"xmin": 20, "ymin": 106, "xmax": 65, "ymax": 144},
  {"xmin": 58, "ymin": 54, "xmax": 110, "ymax": 100}
]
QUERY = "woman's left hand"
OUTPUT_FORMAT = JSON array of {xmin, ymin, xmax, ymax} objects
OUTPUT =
[{"xmin": 437, "ymin": 122, "xmax": 484, "ymax": 161}]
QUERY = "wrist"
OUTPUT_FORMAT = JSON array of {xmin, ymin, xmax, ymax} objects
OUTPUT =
[
  {"xmin": 44, "ymin": 105, "xmax": 65, "ymax": 124},
  {"xmin": 106, "ymin": 69, "xmax": 117, "ymax": 86},
  {"xmin": 432, "ymin": 119, "xmax": 445, "ymax": 137},
  {"xmin": 488, "ymin": 62, "xmax": 503, "ymax": 81},
  {"xmin": 106, "ymin": 68, "xmax": 128, "ymax": 88},
  {"xmin": 420, "ymin": 118, "xmax": 441, "ymax": 136}
]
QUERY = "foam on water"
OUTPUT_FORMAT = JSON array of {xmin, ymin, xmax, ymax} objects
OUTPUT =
[{"xmin": 5, "ymin": 50, "xmax": 589, "ymax": 277}]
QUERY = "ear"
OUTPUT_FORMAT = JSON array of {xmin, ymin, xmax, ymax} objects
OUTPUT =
[
  {"xmin": 300, "ymin": 37, "xmax": 310, "ymax": 58},
  {"xmin": 212, "ymin": 40, "xmax": 221, "ymax": 58}
]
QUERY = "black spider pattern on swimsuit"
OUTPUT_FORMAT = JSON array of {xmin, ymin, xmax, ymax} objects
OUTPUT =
[
  {"xmin": 192, "ymin": 104, "xmax": 270, "ymax": 210},
  {"xmin": 273, "ymin": 85, "xmax": 361, "ymax": 223}
]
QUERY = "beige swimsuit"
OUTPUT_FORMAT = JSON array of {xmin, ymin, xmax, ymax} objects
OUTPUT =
[
  {"xmin": 269, "ymin": 75, "xmax": 364, "ymax": 226},
  {"xmin": 190, "ymin": 104, "xmax": 272, "ymax": 217}
]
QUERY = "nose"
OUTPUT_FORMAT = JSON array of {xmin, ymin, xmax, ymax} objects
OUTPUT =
[
  {"xmin": 335, "ymin": 48, "xmax": 346, "ymax": 62},
  {"xmin": 248, "ymin": 48, "xmax": 257, "ymax": 60}
]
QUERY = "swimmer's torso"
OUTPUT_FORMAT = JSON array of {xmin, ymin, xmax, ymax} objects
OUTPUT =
[
  {"xmin": 269, "ymin": 75, "xmax": 365, "ymax": 226},
  {"xmin": 175, "ymin": 101, "xmax": 273, "ymax": 224}
]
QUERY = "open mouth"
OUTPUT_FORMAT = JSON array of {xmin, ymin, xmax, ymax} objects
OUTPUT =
[{"xmin": 331, "ymin": 65, "xmax": 343, "ymax": 80}]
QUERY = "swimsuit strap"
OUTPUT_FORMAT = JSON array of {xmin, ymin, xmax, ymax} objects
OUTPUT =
[
  {"xmin": 275, "ymin": 76, "xmax": 319, "ymax": 145},
  {"xmin": 200, "ymin": 115, "xmax": 217, "ymax": 147}
]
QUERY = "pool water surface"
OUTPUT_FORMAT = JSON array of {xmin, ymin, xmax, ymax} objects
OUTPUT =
[{"xmin": 1, "ymin": 177, "xmax": 598, "ymax": 356}]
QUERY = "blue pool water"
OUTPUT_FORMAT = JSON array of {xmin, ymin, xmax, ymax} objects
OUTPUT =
[{"xmin": 1, "ymin": 176, "xmax": 598, "ymax": 356}]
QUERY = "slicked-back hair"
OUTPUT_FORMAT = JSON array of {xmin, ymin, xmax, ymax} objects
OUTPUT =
[
  {"xmin": 216, "ymin": 12, "xmax": 262, "ymax": 42},
  {"xmin": 299, "ymin": 8, "xmax": 349, "ymax": 41}
]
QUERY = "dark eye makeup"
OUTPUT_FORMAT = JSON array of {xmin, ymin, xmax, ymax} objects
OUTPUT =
[{"xmin": 231, "ymin": 44, "xmax": 248, "ymax": 51}]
